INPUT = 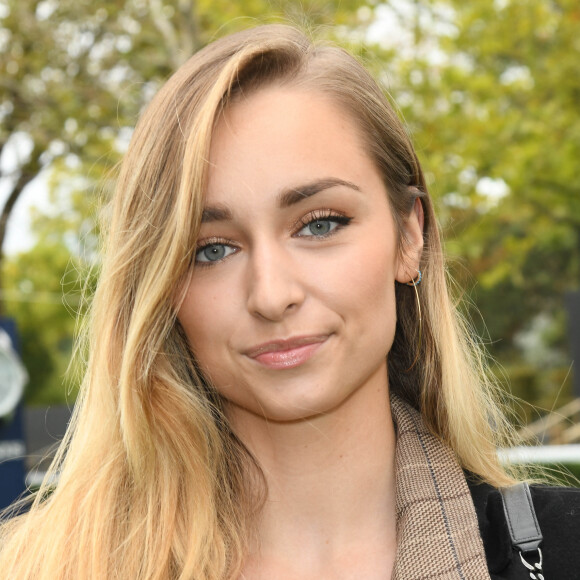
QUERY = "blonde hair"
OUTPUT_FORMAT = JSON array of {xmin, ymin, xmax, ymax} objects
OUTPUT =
[{"xmin": 0, "ymin": 24, "xmax": 518, "ymax": 579}]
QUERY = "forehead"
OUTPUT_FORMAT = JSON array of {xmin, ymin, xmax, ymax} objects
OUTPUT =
[{"xmin": 205, "ymin": 87, "xmax": 374, "ymax": 204}]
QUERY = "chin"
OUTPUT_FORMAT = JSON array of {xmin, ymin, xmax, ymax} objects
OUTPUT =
[{"xmin": 224, "ymin": 383, "xmax": 358, "ymax": 425}]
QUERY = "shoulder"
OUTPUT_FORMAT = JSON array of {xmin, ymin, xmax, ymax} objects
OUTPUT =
[{"xmin": 467, "ymin": 475, "xmax": 580, "ymax": 580}]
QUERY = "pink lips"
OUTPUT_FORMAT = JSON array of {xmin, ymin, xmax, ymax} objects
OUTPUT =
[{"xmin": 245, "ymin": 335, "xmax": 328, "ymax": 370}]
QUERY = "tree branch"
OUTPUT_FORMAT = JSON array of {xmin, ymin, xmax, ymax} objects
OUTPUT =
[{"xmin": 0, "ymin": 150, "xmax": 43, "ymax": 260}]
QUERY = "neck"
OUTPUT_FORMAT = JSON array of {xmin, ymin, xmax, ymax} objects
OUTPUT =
[{"xmin": 230, "ymin": 369, "xmax": 397, "ymax": 577}]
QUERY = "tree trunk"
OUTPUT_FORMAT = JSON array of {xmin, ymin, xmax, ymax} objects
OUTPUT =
[{"xmin": 0, "ymin": 151, "xmax": 42, "ymax": 314}]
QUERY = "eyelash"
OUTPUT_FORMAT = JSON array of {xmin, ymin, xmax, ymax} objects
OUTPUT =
[
  {"xmin": 295, "ymin": 209, "xmax": 352, "ymax": 238},
  {"xmin": 194, "ymin": 236, "xmax": 239, "ymax": 266},
  {"xmin": 194, "ymin": 210, "xmax": 352, "ymax": 266}
]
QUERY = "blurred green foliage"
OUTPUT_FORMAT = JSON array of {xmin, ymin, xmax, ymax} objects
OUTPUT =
[
  {"xmin": 3, "ymin": 242, "xmax": 81, "ymax": 404},
  {"xmin": 1, "ymin": 0, "xmax": 579, "ymax": 427},
  {"xmin": 555, "ymin": 464, "xmax": 580, "ymax": 487}
]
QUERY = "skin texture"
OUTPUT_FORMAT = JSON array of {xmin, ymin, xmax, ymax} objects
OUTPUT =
[{"xmin": 177, "ymin": 87, "xmax": 423, "ymax": 578}]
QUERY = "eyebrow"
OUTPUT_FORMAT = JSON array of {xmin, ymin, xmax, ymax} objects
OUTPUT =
[
  {"xmin": 200, "ymin": 177, "xmax": 360, "ymax": 223},
  {"xmin": 278, "ymin": 177, "xmax": 361, "ymax": 208},
  {"xmin": 201, "ymin": 205, "xmax": 232, "ymax": 223}
]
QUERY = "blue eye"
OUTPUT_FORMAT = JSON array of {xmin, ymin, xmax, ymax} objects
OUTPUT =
[
  {"xmin": 296, "ymin": 214, "xmax": 351, "ymax": 237},
  {"xmin": 195, "ymin": 243, "xmax": 236, "ymax": 264}
]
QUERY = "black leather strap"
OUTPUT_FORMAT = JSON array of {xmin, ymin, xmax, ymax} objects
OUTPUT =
[{"xmin": 500, "ymin": 482, "xmax": 543, "ymax": 553}]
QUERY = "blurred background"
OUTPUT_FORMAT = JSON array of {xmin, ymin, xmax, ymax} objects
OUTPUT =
[{"xmin": 1, "ymin": 0, "xmax": 579, "ymax": 502}]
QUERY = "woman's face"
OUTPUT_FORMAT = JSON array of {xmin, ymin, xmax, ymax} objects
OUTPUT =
[{"xmin": 177, "ymin": 87, "xmax": 422, "ymax": 424}]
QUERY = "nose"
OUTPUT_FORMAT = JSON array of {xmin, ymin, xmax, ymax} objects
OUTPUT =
[{"xmin": 246, "ymin": 244, "xmax": 306, "ymax": 321}]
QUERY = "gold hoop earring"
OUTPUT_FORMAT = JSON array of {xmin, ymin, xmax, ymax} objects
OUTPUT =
[{"xmin": 405, "ymin": 270, "xmax": 422, "ymax": 372}]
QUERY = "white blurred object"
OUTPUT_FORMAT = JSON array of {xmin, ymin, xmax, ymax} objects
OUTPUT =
[
  {"xmin": 500, "ymin": 445, "xmax": 580, "ymax": 464},
  {"xmin": 0, "ymin": 328, "xmax": 28, "ymax": 418}
]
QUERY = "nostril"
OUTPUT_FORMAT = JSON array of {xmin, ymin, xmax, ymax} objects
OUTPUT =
[{"xmin": 246, "ymin": 268, "xmax": 305, "ymax": 322}]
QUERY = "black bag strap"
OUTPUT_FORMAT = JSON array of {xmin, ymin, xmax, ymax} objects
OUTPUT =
[
  {"xmin": 500, "ymin": 482, "xmax": 543, "ymax": 552},
  {"xmin": 500, "ymin": 482, "xmax": 545, "ymax": 579}
]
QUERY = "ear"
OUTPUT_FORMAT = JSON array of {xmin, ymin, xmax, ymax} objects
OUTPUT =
[{"xmin": 395, "ymin": 196, "xmax": 425, "ymax": 284}]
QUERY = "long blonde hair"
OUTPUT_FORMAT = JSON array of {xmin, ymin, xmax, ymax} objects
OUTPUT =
[{"xmin": 0, "ymin": 24, "xmax": 518, "ymax": 579}]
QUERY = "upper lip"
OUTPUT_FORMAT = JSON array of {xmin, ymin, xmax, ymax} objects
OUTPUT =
[{"xmin": 244, "ymin": 335, "xmax": 329, "ymax": 358}]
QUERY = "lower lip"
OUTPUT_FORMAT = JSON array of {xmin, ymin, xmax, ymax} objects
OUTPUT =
[{"xmin": 251, "ymin": 342, "xmax": 324, "ymax": 370}]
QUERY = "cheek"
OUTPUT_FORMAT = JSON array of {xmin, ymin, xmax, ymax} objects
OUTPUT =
[
  {"xmin": 332, "ymin": 235, "xmax": 398, "ymax": 306},
  {"xmin": 177, "ymin": 284, "xmax": 232, "ymax": 369},
  {"xmin": 330, "ymin": 235, "xmax": 399, "ymax": 353}
]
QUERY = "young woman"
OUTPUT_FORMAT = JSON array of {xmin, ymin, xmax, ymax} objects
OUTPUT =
[{"xmin": 1, "ymin": 24, "xmax": 578, "ymax": 580}]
